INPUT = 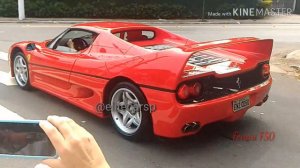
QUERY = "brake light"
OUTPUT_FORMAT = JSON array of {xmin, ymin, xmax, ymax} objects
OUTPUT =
[
  {"xmin": 177, "ymin": 82, "xmax": 202, "ymax": 100},
  {"xmin": 189, "ymin": 82, "xmax": 202, "ymax": 97},
  {"xmin": 262, "ymin": 64, "xmax": 270, "ymax": 78},
  {"xmin": 177, "ymin": 84, "xmax": 190, "ymax": 100}
]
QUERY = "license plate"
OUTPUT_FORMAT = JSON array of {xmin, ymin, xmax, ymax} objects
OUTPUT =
[{"xmin": 233, "ymin": 96, "xmax": 250, "ymax": 112}]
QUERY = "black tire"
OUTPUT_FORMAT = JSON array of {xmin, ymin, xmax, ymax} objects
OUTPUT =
[
  {"xmin": 13, "ymin": 52, "xmax": 31, "ymax": 90},
  {"xmin": 108, "ymin": 82, "xmax": 152, "ymax": 141}
]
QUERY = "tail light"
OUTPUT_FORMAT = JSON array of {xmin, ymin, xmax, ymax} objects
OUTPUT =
[
  {"xmin": 262, "ymin": 64, "xmax": 270, "ymax": 78},
  {"xmin": 177, "ymin": 84, "xmax": 190, "ymax": 100},
  {"xmin": 189, "ymin": 82, "xmax": 202, "ymax": 97},
  {"xmin": 177, "ymin": 82, "xmax": 202, "ymax": 100}
]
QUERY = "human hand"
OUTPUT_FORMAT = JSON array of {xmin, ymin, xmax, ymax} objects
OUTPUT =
[
  {"xmin": 39, "ymin": 116, "xmax": 110, "ymax": 168},
  {"xmin": 67, "ymin": 39, "xmax": 74, "ymax": 49}
]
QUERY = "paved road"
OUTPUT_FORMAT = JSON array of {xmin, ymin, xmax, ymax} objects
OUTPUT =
[{"xmin": 0, "ymin": 23, "xmax": 300, "ymax": 168}]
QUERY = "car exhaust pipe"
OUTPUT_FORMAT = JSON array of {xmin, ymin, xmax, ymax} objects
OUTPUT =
[
  {"xmin": 256, "ymin": 95, "xmax": 269, "ymax": 106},
  {"xmin": 182, "ymin": 122, "xmax": 200, "ymax": 133},
  {"xmin": 263, "ymin": 95, "xmax": 269, "ymax": 103}
]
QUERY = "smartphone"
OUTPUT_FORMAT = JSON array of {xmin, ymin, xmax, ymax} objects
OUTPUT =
[{"xmin": 0, "ymin": 120, "xmax": 56, "ymax": 159}]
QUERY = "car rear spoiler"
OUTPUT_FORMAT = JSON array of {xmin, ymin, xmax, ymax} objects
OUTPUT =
[{"xmin": 180, "ymin": 38, "xmax": 273, "ymax": 79}]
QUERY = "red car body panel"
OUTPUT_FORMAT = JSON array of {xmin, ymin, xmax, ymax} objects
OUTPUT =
[
  {"xmin": 9, "ymin": 22, "xmax": 273, "ymax": 138},
  {"xmin": 143, "ymin": 78, "xmax": 272, "ymax": 137}
]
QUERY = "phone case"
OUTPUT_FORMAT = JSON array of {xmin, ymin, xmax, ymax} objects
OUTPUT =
[{"xmin": 0, "ymin": 120, "xmax": 58, "ymax": 159}]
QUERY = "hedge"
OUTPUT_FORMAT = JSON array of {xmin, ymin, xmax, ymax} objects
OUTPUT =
[
  {"xmin": 295, "ymin": 0, "xmax": 300, "ymax": 14},
  {"xmin": 0, "ymin": 0, "xmax": 268, "ymax": 19}
]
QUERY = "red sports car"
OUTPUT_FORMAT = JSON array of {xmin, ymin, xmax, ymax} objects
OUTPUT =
[{"xmin": 8, "ymin": 22, "xmax": 273, "ymax": 140}]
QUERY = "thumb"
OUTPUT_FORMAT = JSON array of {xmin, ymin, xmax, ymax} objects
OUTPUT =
[
  {"xmin": 34, "ymin": 163, "xmax": 52, "ymax": 168},
  {"xmin": 42, "ymin": 159, "xmax": 61, "ymax": 168}
]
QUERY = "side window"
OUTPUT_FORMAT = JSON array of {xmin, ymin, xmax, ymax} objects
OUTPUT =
[
  {"xmin": 114, "ymin": 33, "xmax": 121, "ymax": 38},
  {"xmin": 51, "ymin": 30, "xmax": 98, "ymax": 53},
  {"xmin": 113, "ymin": 30, "xmax": 155, "ymax": 42},
  {"xmin": 141, "ymin": 31, "xmax": 155, "ymax": 39}
]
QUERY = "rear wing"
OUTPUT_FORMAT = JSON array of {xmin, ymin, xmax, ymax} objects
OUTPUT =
[
  {"xmin": 222, "ymin": 39, "xmax": 273, "ymax": 60},
  {"xmin": 181, "ymin": 39, "xmax": 273, "ymax": 79}
]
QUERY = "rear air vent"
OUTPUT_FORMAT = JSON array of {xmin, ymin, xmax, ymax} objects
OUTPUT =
[{"xmin": 188, "ymin": 52, "xmax": 229, "ymax": 67}]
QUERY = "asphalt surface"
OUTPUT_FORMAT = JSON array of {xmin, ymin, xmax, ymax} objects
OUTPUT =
[{"xmin": 0, "ymin": 23, "xmax": 300, "ymax": 168}]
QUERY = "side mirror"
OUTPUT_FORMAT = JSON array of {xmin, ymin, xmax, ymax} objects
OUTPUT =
[{"xmin": 26, "ymin": 43, "xmax": 37, "ymax": 51}]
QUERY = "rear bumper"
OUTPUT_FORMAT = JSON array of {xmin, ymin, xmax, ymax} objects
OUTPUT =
[{"xmin": 141, "ymin": 77, "xmax": 272, "ymax": 138}]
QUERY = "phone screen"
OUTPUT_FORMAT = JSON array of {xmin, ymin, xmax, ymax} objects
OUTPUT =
[{"xmin": 0, "ymin": 121, "xmax": 56, "ymax": 158}]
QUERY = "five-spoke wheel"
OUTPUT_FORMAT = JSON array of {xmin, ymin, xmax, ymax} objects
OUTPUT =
[
  {"xmin": 13, "ymin": 52, "xmax": 31, "ymax": 89},
  {"xmin": 111, "ymin": 88, "xmax": 142, "ymax": 134},
  {"xmin": 109, "ymin": 82, "xmax": 152, "ymax": 141}
]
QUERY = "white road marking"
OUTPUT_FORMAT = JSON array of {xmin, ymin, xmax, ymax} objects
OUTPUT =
[
  {"xmin": 0, "ymin": 71, "xmax": 17, "ymax": 86},
  {"xmin": 0, "ymin": 52, "xmax": 8, "ymax": 61},
  {"xmin": 0, "ymin": 104, "xmax": 24, "ymax": 120}
]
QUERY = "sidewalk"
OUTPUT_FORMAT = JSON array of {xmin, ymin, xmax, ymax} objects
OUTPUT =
[{"xmin": 0, "ymin": 15, "xmax": 300, "ymax": 24}]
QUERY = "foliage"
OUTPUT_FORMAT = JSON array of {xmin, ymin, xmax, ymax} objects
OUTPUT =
[
  {"xmin": 258, "ymin": 0, "xmax": 273, "ymax": 8},
  {"xmin": 0, "ymin": 0, "xmax": 18, "ymax": 17},
  {"xmin": 0, "ymin": 0, "xmax": 268, "ymax": 19}
]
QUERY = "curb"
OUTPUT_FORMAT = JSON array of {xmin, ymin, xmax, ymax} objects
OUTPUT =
[
  {"xmin": 270, "ymin": 64, "xmax": 286, "ymax": 74},
  {"xmin": 0, "ymin": 20, "xmax": 239, "ymax": 25},
  {"xmin": 1, "ymin": 18, "xmax": 300, "ymax": 25},
  {"xmin": 2, "ymin": 20, "xmax": 300, "ymax": 25},
  {"xmin": 286, "ymin": 50, "xmax": 300, "ymax": 60}
]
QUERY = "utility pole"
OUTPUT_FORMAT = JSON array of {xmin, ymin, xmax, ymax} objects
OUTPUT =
[
  {"xmin": 201, "ymin": 0, "xmax": 206, "ymax": 22},
  {"xmin": 18, "ymin": 0, "xmax": 25, "ymax": 20}
]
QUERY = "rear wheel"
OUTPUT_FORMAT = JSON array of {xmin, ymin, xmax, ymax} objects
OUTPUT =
[
  {"xmin": 13, "ymin": 52, "xmax": 31, "ymax": 90},
  {"xmin": 109, "ymin": 82, "xmax": 152, "ymax": 141}
]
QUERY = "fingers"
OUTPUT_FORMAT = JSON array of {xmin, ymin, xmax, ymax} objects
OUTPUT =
[
  {"xmin": 34, "ymin": 163, "xmax": 53, "ymax": 168},
  {"xmin": 39, "ymin": 120, "xmax": 65, "ymax": 153},
  {"xmin": 47, "ymin": 116, "xmax": 73, "ymax": 139},
  {"xmin": 64, "ymin": 118, "xmax": 96, "ymax": 148},
  {"xmin": 42, "ymin": 159, "xmax": 61, "ymax": 168},
  {"xmin": 67, "ymin": 119, "xmax": 93, "ymax": 139},
  {"xmin": 63, "ymin": 117, "xmax": 81, "ymax": 134},
  {"xmin": 46, "ymin": 116, "xmax": 93, "ymax": 143},
  {"xmin": 40, "ymin": 115, "xmax": 109, "ymax": 168}
]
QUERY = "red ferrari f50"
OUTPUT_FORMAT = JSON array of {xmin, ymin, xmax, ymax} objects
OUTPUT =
[{"xmin": 9, "ymin": 22, "xmax": 272, "ymax": 140}]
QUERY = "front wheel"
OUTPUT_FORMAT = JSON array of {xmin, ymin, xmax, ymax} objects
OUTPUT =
[
  {"xmin": 13, "ymin": 52, "xmax": 31, "ymax": 90},
  {"xmin": 109, "ymin": 82, "xmax": 152, "ymax": 141}
]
